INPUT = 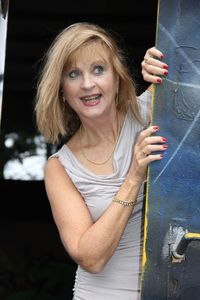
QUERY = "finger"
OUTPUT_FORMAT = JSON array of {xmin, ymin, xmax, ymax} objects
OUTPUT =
[
  {"xmin": 136, "ymin": 125, "xmax": 159, "ymax": 144},
  {"xmin": 142, "ymin": 148, "xmax": 150, "ymax": 156},
  {"xmin": 143, "ymin": 135, "xmax": 167, "ymax": 146},
  {"xmin": 142, "ymin": 70, "xmax": 163, "ymax": 84},
  {"xmin": 142, "ymin": 144, "xmax": 168, "ymax": 156},
  {"xmin": 142, "ymin": 58, "xmax": 168, "ymax": 73},
  {"xmin": 137, "ymin": 153, "xmax": 164, "ymax": 169},
  {"xmin": 145, "ymin": 153, "xmax": 164, "ymax": 162},
  {"xmin": 146, "ymin": 47, "xmax": 165, "ymax": 60},
  {"xmin": 143, "ymin": 55, "xmax": 165, "ymax": 66}
]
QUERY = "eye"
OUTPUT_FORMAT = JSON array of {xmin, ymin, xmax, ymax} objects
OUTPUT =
[
  {"xmin": 67, "ymin": 70, "xmax": 80, "ymax": 79},
  {"xmin": 94, "ymin": 65, "xmax": 104, "ymax": 75}
]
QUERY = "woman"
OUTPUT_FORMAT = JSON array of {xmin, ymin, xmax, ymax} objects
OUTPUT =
[{"xmin": 35, "ymin": 22, "xmax": 168, "ymax": 300}]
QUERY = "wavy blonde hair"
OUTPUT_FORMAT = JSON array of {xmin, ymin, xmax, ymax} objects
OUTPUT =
[{"xmin": 35, "ymin": 22, "xmax": 142, "ymax": 144}]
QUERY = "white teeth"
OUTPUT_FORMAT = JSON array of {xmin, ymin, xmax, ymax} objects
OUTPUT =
[{"xmin": 81, "ymin": 95, "xmax": 99, "ymax": 102}]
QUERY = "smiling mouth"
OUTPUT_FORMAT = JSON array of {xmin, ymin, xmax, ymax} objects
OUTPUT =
[{"xmin": 80, "ymin": 94, "xmax": 101, "ymax": 103}]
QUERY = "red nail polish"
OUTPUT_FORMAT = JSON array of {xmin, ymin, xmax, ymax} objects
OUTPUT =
[
  {"xmin": 160, "ymin": 54, "xmax": 164, "ymax": 59},
  {"xmin": 163, "ymin": 145, "xmax": 168, "ymax": 149},
  {"xmin": 162, "ymin": 137, "xmax": 167, "ymax": 142},
  {"xmin": 160, "ymin": 154, "xmax": 164, "ymax": 158},
  {"xmin": 157, "ymin": 78, "xmax": 162, "ymax": 83},
  {"xmin": 164, "ymin": 71, "xmax": 168, "ymax": 75},
  {"xmin": 163, "ymin": 65, "xmax": 168, "ymax": 69},
  {"xmin": 153, "ymin": 125, "xmax": 159, "ymax": 131}
]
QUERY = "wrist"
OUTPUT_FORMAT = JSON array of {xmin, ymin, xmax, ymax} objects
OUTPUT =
[
  {"xmin": 125, "ymin": 173, "xmax": 144, "ymax": 187},
  {"xmin": 113, "ymin": 196, "xmax": 135, "ymax": 206},
  {"xmin": 116, "ymin": 176, "xmax": 141, "ymax": 204}
]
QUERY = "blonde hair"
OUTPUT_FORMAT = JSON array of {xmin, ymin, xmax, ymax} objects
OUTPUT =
[{"xmin": 35, "ymin": 22, "xmax": 142, "ymax": 144}]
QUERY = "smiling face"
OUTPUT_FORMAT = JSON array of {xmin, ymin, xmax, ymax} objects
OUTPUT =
[{"xmin": 62, "ymin": 40, "xmax": 118, "ymax": 121}]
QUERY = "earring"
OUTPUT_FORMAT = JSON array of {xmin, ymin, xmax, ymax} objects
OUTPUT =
[
  {"xmin": 115, "ymin": 79, "xmax": 119, "ymax": 106},
  {"xmin": 115, "ymin": 90, "xmax": 119, "ymax": 106}
]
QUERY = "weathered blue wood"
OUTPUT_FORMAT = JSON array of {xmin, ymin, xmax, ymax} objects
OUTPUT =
[{"xmin": 141, "ymin": 0, "xmax": 200, "ymax": 299}]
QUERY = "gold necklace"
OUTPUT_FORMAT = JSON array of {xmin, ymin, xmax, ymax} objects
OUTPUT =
[{"xmin": 79, "ymin": 116, "xmax": 120, "ymax": 165}]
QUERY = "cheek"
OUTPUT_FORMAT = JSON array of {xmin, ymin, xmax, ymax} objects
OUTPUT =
[
  {"xmin": 105, "ymin": 75, "xmax": 118, "ymax": 95},
  {"xmin": 62, "ymin": 82, "xmax": 77, "ymax": 100}
]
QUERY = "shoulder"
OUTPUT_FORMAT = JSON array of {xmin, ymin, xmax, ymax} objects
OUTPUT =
[
  {"xmin": 44, "ymin": 155, "xmax": 78, "ymax": 198},
  {"xmin": 136, "ymin": 89, "xmax": 152, "ymax": 105},
  {"xmin": 136, "ymin": 89, "xmax": 152, "ymax": 124},
  {"xmin": 45, "ymin": 157, "xmax": 66, "ymax": 180}
]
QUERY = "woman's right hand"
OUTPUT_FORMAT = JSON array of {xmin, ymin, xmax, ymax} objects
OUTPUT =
[{"xmin": 129, "ymin": 125, "xmax": 167, "ymax": 182}]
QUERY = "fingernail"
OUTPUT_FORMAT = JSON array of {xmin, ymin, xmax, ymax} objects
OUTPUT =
[
  {"xmin": 162, "ymin": 137, "xmax": 167, "ymax": 142},
  {"xmin": 163, "ymin": 65, "xmax": 168, "ymax": 69},
  {"xmin": 160, "ymin": 154, "xmax": 164, "ymax": 158},
  {"xmin": 164, "ymin": 70, "xmax": 168, "ymax": 75},
  {"xmin": 160, "ymin": 54, "xmax": 164, "ymax": 59},
  {"xmin": 163, "ymin": 145, "xmax": 168, "ymax": 149},
  {"xmin": 153, "ymin": 125, "xmax": 159, "ymax": 131},
  {"xmin": 157, "ymin": 78, "xmax": 162, "ymax": 83}
]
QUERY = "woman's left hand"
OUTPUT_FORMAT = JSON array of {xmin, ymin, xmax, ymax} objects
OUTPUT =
[{"xmin": 141, "ymin": 46, "xmax": 168, "ymax": 84}]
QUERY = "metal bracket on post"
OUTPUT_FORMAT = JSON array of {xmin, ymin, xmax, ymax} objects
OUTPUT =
[{"xmin": 169, "ymin": 225, "xmax": 200, "ymax": 263}]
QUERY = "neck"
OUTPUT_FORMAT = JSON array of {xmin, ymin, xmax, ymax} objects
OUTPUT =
[
  {"xmin": 79, "ymin": 112, "xmax": 123, "ymax": 165},
  {"xmin": 80, "ymin": 112, "xmax": 121, "ymax": 145}
]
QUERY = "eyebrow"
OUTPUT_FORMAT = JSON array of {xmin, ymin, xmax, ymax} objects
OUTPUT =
[
  {"xmin": 66, "ymin": 59, "xmax": 108, "ymax": 71},
  {"xmin": 91, "ymin": 60, "xmax": 108, "ymax": 66}
]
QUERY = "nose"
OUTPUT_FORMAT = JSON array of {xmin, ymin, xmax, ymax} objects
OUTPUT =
[{"xmin": 81, "ymin": 74, "xmax": 95, "ymax": 89}]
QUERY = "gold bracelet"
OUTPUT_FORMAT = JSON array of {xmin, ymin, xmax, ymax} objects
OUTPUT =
[{"xmin": 113, "ymin": 196, "xmax": 135, "ymax": 206}]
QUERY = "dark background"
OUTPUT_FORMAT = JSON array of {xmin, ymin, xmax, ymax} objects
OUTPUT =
[{"xmin": 1, "ymin": 1, "xmax": 158, "ymax": 299}]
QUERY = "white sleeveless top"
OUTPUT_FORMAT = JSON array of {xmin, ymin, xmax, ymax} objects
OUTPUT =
[{"xmin": 51, "ymin": 90, "xmax": 152, "ymax": 300}]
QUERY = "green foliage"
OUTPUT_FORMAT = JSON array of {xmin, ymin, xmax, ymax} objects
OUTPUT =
[{"xmin": 0, "ymin": 248, "xmax": 76, "ymax": 300}]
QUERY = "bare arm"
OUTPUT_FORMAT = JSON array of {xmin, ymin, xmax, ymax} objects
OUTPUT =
[{"xmin": 45, "ymin": 126, "xmax": 167, "ymax": 273}]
